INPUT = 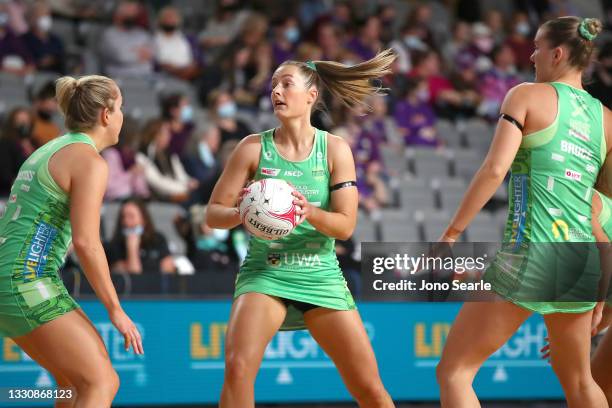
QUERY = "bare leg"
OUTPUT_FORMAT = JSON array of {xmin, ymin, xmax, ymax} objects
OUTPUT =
[
  {"xmin": 544, "ymin": 311, "xmax": 608, "ymax": 408},
  {"xmin": 13, "ymin": 309, "xmax": 119, "ymax": 408},
  {"xmin": 304, "ymin": 308, "xmax": 394, "ymax": 408},
  {"xmin": 219, "ymin": 293, "xmax": 287, "ymax": 408},
  {"xmin": 592, "ymin": 330, "xmax": 612, "ymax": 405},
  {"xmin": 436, "ymin": 301, "xmax": 532, "ymax": 408}
]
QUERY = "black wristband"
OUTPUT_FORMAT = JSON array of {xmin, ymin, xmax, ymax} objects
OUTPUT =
[
  {"xmin": 330, "ymin": 181, "xmax": 357, "ymax": 191},
  {"xmin": 499, "ymin": 113, "xmax": 524, "ymax": 131}
]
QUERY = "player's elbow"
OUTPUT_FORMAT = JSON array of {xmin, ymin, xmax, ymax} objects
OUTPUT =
[
  {"xmin": 72, "ymin": 236, "xmax": 100, "ymax": 255},
  {"xmin": 481, "ymin": 161, "xmax": 508, "ymax": 180}
]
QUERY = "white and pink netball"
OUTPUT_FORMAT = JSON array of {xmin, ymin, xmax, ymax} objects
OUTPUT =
[{"xmin": 239, "ymin": 178, "xmax": 301, "ymax": 240}]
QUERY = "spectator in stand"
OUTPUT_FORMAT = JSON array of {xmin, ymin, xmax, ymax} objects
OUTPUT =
[
  {"xmin": 218, "ymin": 12, "xmax": 272, "ymax": 107},
  {"xmin": 271, "ymin": 15, "xmax": 300, "ymax": 69},
  {"xmin": 404, "ymin": 3, "xmax": 436, "ymax": 48},
  {"xmin": 505, "ymin": 12, "xmax": 535, "ymax": 73},
  {"xmin": 477, "ymin": 44, "xmax": 521, "ymax": 121},
  {"xmin": 448, "ymin": 58, "xmax": 481, "ymax": 119},
  {"xmin": 390, "ymin": 21, "xmax": 430, "ymax": 74},
  {"xmin": 4, "ymin": 0, "xmax": 28, "ymax": 35},
  {"xmin": 102, "ymin": 116, "xmax": 149, "ymax": 201},
  {"xmin": 30, "ymin": 80, "xmax": 61, "ymax": 147},
  {"xmin": 376, "ymin": 3, "xmax": 397, "ymax": 45},
  {"xmin": 181, "ymin": 124, "xmax": 222, "ymax": 204},
  {"xmin": 104, "ymin": 198, "xmax": 176, "ymax": 274},
  {"xmin": 99, "ymin": 0, "xmax": 153, "ymax": 77},
  {"xmin": 153, "ymin": 6, "xmax": 201, "ymax": 81},
  {"xmin": 393, "ymin": 77, "xmax": 440, "ymax": 147},
  {"xmin": 336, "ymin": 237, "xmax": 361, "ymax": 296},
  {"xmin": 484, "ymin": 9, "xmax": 505, "ymax": 45},
  {"xmin": 136, "ymin": 118, "xmax": 198, "ymax": 203},
  {"xmin": 0, "ymin": 107, "xmax": 34, "ymax": 197},
  {"xmin": 294, "ymin": 41, "xmax": 323, "ymax": 62},
  {"xmin": 316, "ymin": 21, "xmax": 351, "ymax": 62},
  {"xmin": 441, "ymin": 20, "xmax": 471, "ymax": 68},
  {"xmin": 160, "ymin": 92, "xmax": 195, "ymax": 157},
  {"xmin": 198, "ymin": 0, "xmax": 250, "ymax": 61},
  {"xmin": 456, "ymin": 22, "xmax": 495, "ymax": 73},
  {"xmin": 21, "ymin": 1, "xmax": 65, "ymax": 74},
  {"xmin": 0, "ymin": 2, "xmax": 34, "ymax": 76},
  {"xmin": 207, "ymin": 89, "xmax": 252, "ymax": 146},
  {"xmin": 410, "ymin": 50, "xmax": 471, "ymax": 120},
  {"xmin": 586, "ymin": 41, "xmax": 612, "ymax": 108},
  {"xmin": 346, "ymin": 15, "xmax": 382, "ymax": 62}
]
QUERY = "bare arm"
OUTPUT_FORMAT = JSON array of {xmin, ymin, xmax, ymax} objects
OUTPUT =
[
  {"xmin": 442, "ymin": 84, "xmax": 529, "ymax": 240},
  {"xmin": 69, "ymin": 151, "xmax": 122, "ymax": 311},
  {"xmin": 205, "ymin": 135, "xmax": 259, "ymax": 229},
  {"xmin": 294, "ymin": 135, "xmax": 358, "ymax": 240}
]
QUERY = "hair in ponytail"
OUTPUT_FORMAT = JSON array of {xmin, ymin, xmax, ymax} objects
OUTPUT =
[
  {"xmin": 279, "ymin": 48, "xmax": 396, "ymax": 112},
  {"xmin": 55, "ymin": 75, "xmax": 119, "ymax": 132}
]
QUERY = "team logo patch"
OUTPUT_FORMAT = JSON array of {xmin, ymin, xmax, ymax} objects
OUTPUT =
[
  {"xmin": 312, "ymin": 169, "xmax": 325, "ymax": 177},
  {"xmin": 267, "ymin": 253, "xmax": 281, "ymax": 266},
  {"xmin": 261, "ymin": 167, "xmax": 280, "ymax": 176}
]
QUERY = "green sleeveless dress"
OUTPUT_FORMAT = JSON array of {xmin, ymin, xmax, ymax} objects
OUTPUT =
[
  {"xmin": 0, "ymin": 133, "xmax": 97, "ymax": 337},
  {"xmin": 484, "ymin": 82, "xmax": 606, "ymax": 314},
  {"xmin": 235, "ymin": 128, "xmax": 355, "ymax": 330},
  {"xmin": 595, "ymin": 190, "xmax": 612, "ymax": 305}
]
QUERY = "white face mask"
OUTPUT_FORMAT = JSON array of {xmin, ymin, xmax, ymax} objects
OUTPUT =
[{"xmin": 37, "ymin": 15, "xmax": 52, "ymax": 32}]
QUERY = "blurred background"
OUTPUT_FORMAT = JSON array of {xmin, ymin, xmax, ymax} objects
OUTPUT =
[{"xmin": 0, "ymin": 0, "xmax": 610, "ymax": 406}]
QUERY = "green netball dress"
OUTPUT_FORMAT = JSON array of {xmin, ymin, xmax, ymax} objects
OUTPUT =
[
  {"xmin": 484, "ymin": 82, "xmax": 606, "ymax": 314},
  {"xmin": 235, "ymin": 128, "xmax": 355, "ymax": 330},
  {"xmin": 595, "ymin": 190, "xmax": 612, "ymax": 305},
  {"xmin": 0, "ymin": 133, "xmax": 96, "ymax": 338}
]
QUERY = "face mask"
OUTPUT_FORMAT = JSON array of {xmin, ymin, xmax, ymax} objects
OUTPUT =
[
  {"xmin": 160, "ymin": 24, "xmax": 177, "ymax": 33},
  {"xmin": 217, "ymin": 101, "xmax": 236, "ymax": 119},
  {"xmin": 0, "ymin": 13, "xmax": 8, "ymax": 27},
  {"xmin": 404, "ymin": 35, "xmax": 426, "ymax": 50},
  {"xmin": 515, "ymin": 22, "xmax": 530, "ymax": 36},
  {"xmin": 16, "ymin": 124, "xmax": 30, "ymax": 139},
  {"xmin": 180, "ymin": 105, "xmax": 193, "ymax": 123},
  {"xmin": 37, "ymin": 109, "xmax": 53, "ymax": 121},
  {"xmin": 122, "ymin": 17, "xmax": 137, "ymax": 29},
  {"xmin": 37, "ymin": 16, "xmax": 52, "ymax": 32},
  {"xmin": 122, "ymin": 225, "xmax": 144, "ymax": 236},
  {"xmin": 198, "ymin": 142, "xmax": 215, "ymax": 167},
  {"xmin": 284, "ymin": 27, "xmax": 300, "ymax": 44},
  {"xmin": 474, "ymin": 37, "xmax": 494, "ymax": 53}
]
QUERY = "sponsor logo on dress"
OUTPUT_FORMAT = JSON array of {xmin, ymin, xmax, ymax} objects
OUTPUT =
[
  {"xmin": 560, "ymin": 140, "xmax": 591, "ymax": 161},
  {"xmin": 551, "ymin": 220, "xmax": 569, "ymax": 241},
  {"xmin": 261, "ymin": 167, "xmax": 281, "ymax": 176},
  {"xmin": 267, "ymin": 253, "xmax": 281, "ymax": 266},
  {"xmin": 22, "ymin": 221, "xmax": 58, "ymax": 282},
  {"xmin": 264, "ymin": 151, "xmax": 273, "ymax": 160},
  {"xmin": 311, "ymin": 169, "xmax": 325, "ymax": 177},
  {"xmin": 569, "ymin": 128, "xmax": 590, "ymax": 142},
  {"xmin": 586, "ymin": 164, "xmax": 597, "ymax": 174},
  {"xmin": 564, "ymin": 169, "xmax": 582, "ymax": 181},
  {"xmin": 548, "ymin": 208, "xmax": 563, "ymax": 217},
  {"xmin": 284, "ymin": 170, "xmax": 303, "ymax": 177}
]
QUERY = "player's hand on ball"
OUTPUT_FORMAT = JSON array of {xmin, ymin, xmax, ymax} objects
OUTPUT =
[
  {"xmin": 292, "ymin": 190, "xmax": 310, "ymax": 225},
  {"xmin": 110, "ymin": 308, "xmax": 144, "ymax": 355},
  {"xmin": 236, "ymin": 181, "xmax": 254, "ymax": 207}
]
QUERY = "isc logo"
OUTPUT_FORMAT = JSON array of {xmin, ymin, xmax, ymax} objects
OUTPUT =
[{"xmin": 284, "ymin": 170, "xmax": 303, "ymax": 177}]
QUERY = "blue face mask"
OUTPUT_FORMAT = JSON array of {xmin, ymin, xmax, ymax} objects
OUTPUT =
[
  {"xmin": 0, "ymin": 13, "xmax": 8, "ymax": 26},
  {"xmin": 122, "ymin": 225, "xmax": 144, "ymax": 236},
  {"xmin": 180, "ymin": 105, "xmax": 193, "ymax": 123},
  {"xmin": 217, "ymin": 101, "xmax": 237, "ymax": 119},
  {"xmin": 284, "ymin": 26, "xmax": 300, "ymax": 44},
  {"xmin": 198, "ymin": 142, "xmax": 215, "ymax": 167}
]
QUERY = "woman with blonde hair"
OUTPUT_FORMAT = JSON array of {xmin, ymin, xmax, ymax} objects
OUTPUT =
[
  {"xmin": 206, "ymin": 50, "xmax": 397, "ymax": 407},
  {"xmin": 0, "ymin": 75, "xmax": 143, "ymax": 407}
]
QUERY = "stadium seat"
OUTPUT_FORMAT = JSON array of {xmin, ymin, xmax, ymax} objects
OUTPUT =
[
  {"xmin": 408, "ymin": 147, "xmax": 450, "ymax": 178},
  {"xmin": 380, "ymin": 220, "xmax": 420, "ymax": 242},
  {"xmin": 435, "ymin": 119, "xmax": 463, "ymax": 148},
  {"xmin": 380, "ymin": 144, "xmax": 408, "ymax": 174}
]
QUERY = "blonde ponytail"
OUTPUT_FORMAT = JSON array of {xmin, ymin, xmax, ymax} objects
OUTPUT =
[
  {"xmin": 281, "ymin": 48, "xmax": 397, "ymax": 112},
  {"xmin": 55, "ymin": 75, "xmax": 119, "ymax": 132}
]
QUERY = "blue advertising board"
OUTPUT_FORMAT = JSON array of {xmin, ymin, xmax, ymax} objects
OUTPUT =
[{"xmin": 0, "ymin": 301, "xmax": 562, "ymax": 405}]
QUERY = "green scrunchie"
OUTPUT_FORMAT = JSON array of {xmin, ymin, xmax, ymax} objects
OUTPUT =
[
  {"xmin": 578, "ymin": 18, "xmax": 597, "ymax": 41},
  {"xmin": 305, "ymin": 60, "xmax": 317, "ymax": 72}
]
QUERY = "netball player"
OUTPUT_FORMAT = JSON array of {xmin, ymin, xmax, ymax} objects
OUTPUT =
[
  {"xmin": 0, "ymin": 75, "xmax": 143, "ymax": 408},
  {"xmin": 435, "ymin": 17, "xmax": 612, "ymax": 407},
  {"xmin": 206, "ymin": 50, "xmax": 396, "ymax": 408}
]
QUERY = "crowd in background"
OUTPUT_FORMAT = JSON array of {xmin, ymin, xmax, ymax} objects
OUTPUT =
[{"xmin": 0, "ymin": 0, "xmax": 611, "ymax": 285}]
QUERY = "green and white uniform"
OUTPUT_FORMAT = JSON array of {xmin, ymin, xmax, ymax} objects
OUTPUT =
[
  {"xmin": 485, "ymin": 82, "xmax": 606, "ymax": 314},
  {"xmin": 0, "ymin": 133, "xmax": 96, "ymax": 338},
  {"xmin": 235, "ymin": 128, "xmax": 355, "ymax": 330},
  {"xmin": 595, "ymin": 190, "xmax": 612, "ymax": 305}
]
